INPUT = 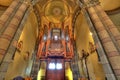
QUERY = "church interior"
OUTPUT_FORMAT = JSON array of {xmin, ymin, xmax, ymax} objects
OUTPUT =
[{"xmin": 0, "ymin": 0, "xmax": 120, "ymax": 80}]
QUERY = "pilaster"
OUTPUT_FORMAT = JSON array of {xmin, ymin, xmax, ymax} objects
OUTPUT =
[
  {"xmin": 0, "ymin": 0, "xmax": 29, "ymax": 64},
  {"xmin": 79, "ymin": 0, "xmax": 120, "ymax": 79},
  {"xmin": 94, "ymin": 1, "xmax": 120, "ymax": 53}
]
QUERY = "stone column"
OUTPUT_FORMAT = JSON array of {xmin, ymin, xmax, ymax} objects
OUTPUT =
[
  {"xmin": 0, "ymin": 0, "xmax": 21, "ymax": 31},
  {"xmin": 94, "ymin": 1, "xmax": 120, "ymax": 51},
  {"xmin": 0, "ymin": 2, "xmax": 29, "ymax": 63},
  {"xmin": 82, "ymin": 0, "xmax": 120, "ymax": 79}
]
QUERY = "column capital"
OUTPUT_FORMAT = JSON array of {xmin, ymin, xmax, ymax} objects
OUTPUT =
[
  {"xmin": 87, "ymin": 0, "xmax": 100, "ymax": 7},
  {"xmin": 79, "ymin": 0, "xmax": 100, "ymax": 9}
]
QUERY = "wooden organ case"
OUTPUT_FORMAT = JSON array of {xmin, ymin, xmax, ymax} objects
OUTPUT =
[{"xmin": 37, "ymin": 26, "xmax": 73, "ymax": 80}]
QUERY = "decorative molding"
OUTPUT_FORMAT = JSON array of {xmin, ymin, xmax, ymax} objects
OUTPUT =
[
  {"xmin": 105, "ymin": 7, "xmax": 120, "ymax": 15},
  {"xmin": 78, "ymin": 0, "xmax": 100, "ymax": 9},
  {"xmin": 72, "ymin": 6, "xmax": 81, "ymax": 38},
  {"xmin": 33, "ymin": 5, "xmax": 41, "ymax": 33}
]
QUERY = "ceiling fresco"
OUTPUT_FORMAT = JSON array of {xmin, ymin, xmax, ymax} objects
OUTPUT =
[{"xmin": 44, "ymin": 0, "xmax": 70, "ymax": 23}]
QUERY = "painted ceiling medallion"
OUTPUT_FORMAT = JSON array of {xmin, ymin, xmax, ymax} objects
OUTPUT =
[
  {"xmin": 52, "ymin": 7, "xmax": 62, "ymax": 16},
  {"xmin": 45, "ymin": 1, "xmax": 69, "ymax": 23}
]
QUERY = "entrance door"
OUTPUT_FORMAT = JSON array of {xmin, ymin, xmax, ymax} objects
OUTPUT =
[{"xmin": 45, "ymin": 59, "xmax": 65, "ymax": 80}]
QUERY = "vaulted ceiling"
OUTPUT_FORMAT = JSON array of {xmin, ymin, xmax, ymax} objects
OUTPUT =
[
  {"xmin": 100, "ymin": 0, "xmax": 120, "ymax": 11},
  {"xmin": 1, "ymin": 0, "xmax": 120, "ymax": 11},
  {"xmin": 1, "ymin": 0, "xmax": 120, "ymax": 23},
  {"xmin": 0, "ymin": 0, "xmax": 120, "ymax": 19}
]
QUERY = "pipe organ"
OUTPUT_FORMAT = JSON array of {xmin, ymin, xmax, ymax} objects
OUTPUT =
[{"xmin": 37, "ymin": 25, "xmax": 74, "ymax": 80}]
